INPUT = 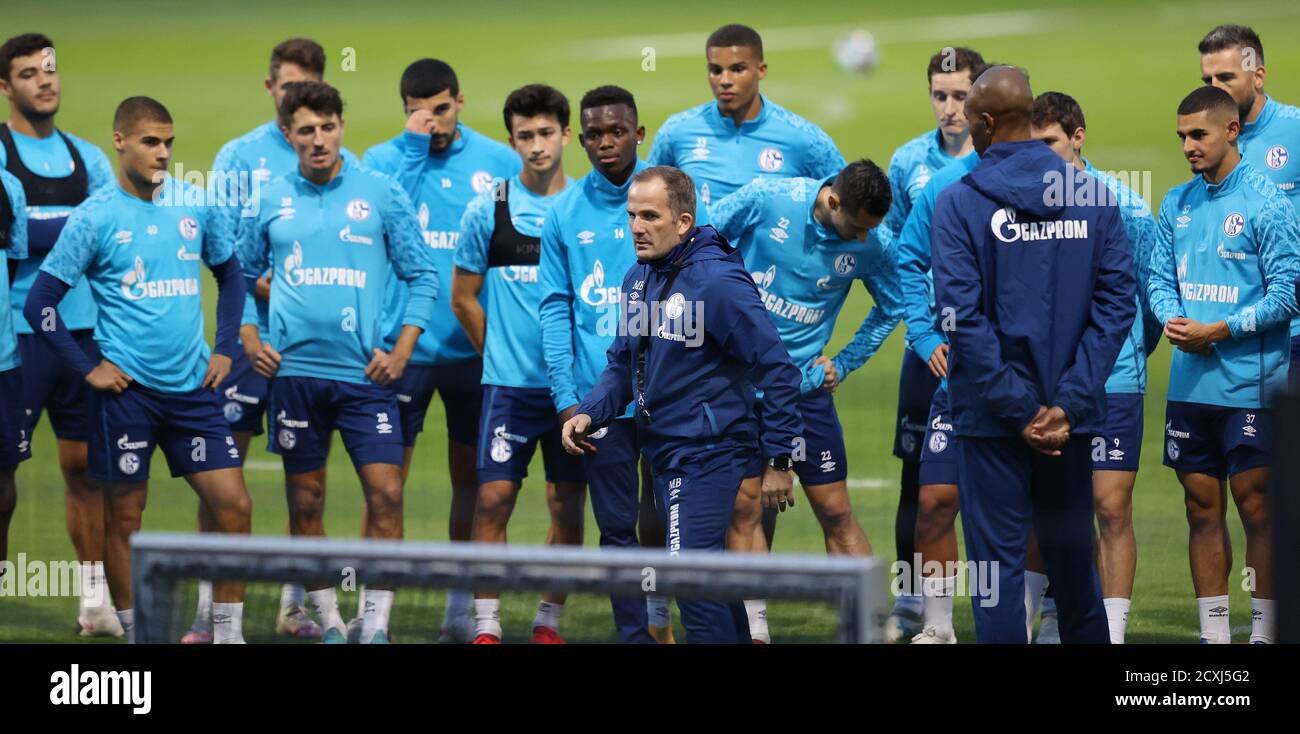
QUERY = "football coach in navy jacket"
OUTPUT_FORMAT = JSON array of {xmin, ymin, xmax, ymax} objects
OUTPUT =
[
  {"xmin": 562, "ymin": 166, "xmax": 804, "ymax": 644},
  {"xmin": 930, "ymin": 67, "xmax": 1136, "ymax": 643}
]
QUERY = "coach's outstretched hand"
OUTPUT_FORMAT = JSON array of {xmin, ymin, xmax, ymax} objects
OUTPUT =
[
  {"xmin": 253, "ymin": 342, "xmax": 282, "ymax": 379},
  {"xmin": 761, "ymin": 465, "xmax": 795, "ymax": 511},
  {"xmin": 85, "ymin": 359, "xmax": 133, "ymax": 394},
  {"xmin": 561, "ymin": 413, "xmax": 597, "ymax": 455},
  {"xmin": 202, "ymin": 353, "xmax": 233, "ymax": 390}
]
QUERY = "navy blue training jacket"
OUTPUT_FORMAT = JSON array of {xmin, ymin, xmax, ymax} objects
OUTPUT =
[
  {"xmin": 930, "ymin": 140, "xmax": 1136, "ymax": 438},
  {"xmin": 577, "ymin": 225, "xmax": 804, "ymax": 470}
]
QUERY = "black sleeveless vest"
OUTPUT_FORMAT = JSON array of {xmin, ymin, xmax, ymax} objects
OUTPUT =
[
  {"xmin": 0, "ymin": 123, "xmax": 88, "ymax": 206},
  {"xmin": 0, "ymin": 123, "xmax": 90, "ymax": 253},
  {"xmin": 486, "ymin": 179, "xmax": 541, "ymax": 267},
  {"xmin": 0, "ymin": 180, "xmax": 11, "ymax": 249}
]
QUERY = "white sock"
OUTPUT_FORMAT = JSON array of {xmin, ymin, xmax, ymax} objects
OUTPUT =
[
  {"xmin": 307, "ymin": 588, "xmax": 345, "ymax": 634},
  {"xmin": 892, "ymin": 592, "xmax": 923, "ymax": 616},
  {"xmin": 1103, "ymin": 597, "xmax": 1131, "ymax": 644},
  {"xmin": 80, "ymin": 563, "xmax": 111, "ymax": 613},
  {"xmin": 1250, "ymin": 597, "xmax": 1275, "ymax": 644},
  {"xmin": 444, "ymin": 589, "xmax": 471, "ymax": 621},
  {"xmin": 474, "ymin": 598, "xmax": 502, "ymax": 639},
  {"xmin": 533, "ymin": 601, "xmax": 564, "ymax": 631},
  {"xmin": 362, "ymin": 589, "xmax": 394, "ymax": 642},
  {"xmin": 356, "ymin": 585, "xmax": 367, "ymax": 619},
  {"xmin": 1025, "ymin": 572, "xmax": 1049, "ymax": 640},
  {"xmin": 744, "ymin": 599, "xmax": 769, "ymax": 642},
  {"xmin": 191, "ymin": 581, "xmax": 214, "ymax": 631},
  {"xmin": 1197, "ymin": 595, "xmax": 1231, "ymax": 643},
  {"xmin": 280, "ymin": 583, "xmax": 305, "ymax": 611},
  {"xmin": 213, "ymin": 602, "xmax": 245, "ymax": 644},
  {"xmin": 921, "ymin": 575, "xmax": 956, "ymax": 634},
  {"xmin": 646, "ymin": 595, "xmax": 672, "ymax": 627},
  {"xmin": 116, "ymin": 608, "xmax": 135, "ymax": 643}
]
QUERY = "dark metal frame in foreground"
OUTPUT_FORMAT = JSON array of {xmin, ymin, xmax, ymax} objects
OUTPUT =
[{"xmin": 132, "ymin": 533, "xmax": 887, "ymax": 644}]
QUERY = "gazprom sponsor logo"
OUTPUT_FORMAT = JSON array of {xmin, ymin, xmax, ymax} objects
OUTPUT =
[
  {"xmin": 120, "ymin": 257, "xmax": 199, "ymax": 301},
  {"xmin": 493, "ymin": 424, "xmax": 527, "ymax": 444},
  {"xmin": 276, "ymin": 411, "xmax": 309, "ymax": 429},
  {"xmin": 423, "ymin": 230, "xmax": 458, "ymax": 249},
  {"xmin": 1216, "ymin": 243, "xmax": 1247, "ymax": 261},
  {"xmin": 760, "ymin": 292, "xmax": 825, "ymax": 325},
  {"xmin": 1178, "ymin": 281, "xmax": 1239, "ymax": 304},
  {"xmin": 282, "ymin": 241, "xmax": 367, "ymax": 288},
  {"xmin": 338, "ymin": 226, "xmax": 374, "ymax": 246},
  {"xmin": 580, "ymin": 259, "xmax": 619, "ymax": 307},
  {"xmin": 116, "ymin": 434, "xmax": 148, "ymax": 450},
  {"xmin": 991, "ymin": 207, "xmax": 1089, "ymax": 243},
  {"xmin": 499, "ymin": 265, "xmax": 538, "ymax": 283},
  {"xmin": 223, "ymin": 384, "xmax": 260, "ymax": 405}
]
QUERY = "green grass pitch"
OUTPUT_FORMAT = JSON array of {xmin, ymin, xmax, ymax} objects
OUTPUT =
[{"xmin": 2, "ymin": 0, "xmax": 1299, "ymax": 642}]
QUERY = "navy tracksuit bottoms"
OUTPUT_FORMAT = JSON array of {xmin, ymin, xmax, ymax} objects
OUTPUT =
[
  {"xmin": 956, "ymin": 435, "xmax": 1109, "ymax": 643},
  {"xmin": 582, "ymin": 419, "xmax": 655, "ymax": 644},
  {"xmin": 651, "ymin": 442, "xmax": 753, "ymax": 644}
]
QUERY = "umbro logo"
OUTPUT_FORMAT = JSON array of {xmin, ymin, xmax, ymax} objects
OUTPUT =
[
  {"xmin": 1208, "ymin": 606, "xmax": 1228, "ymax": 617},
  {"xmin": 578, "ymin": 230, "xmax": 595, "ymax": 245}
]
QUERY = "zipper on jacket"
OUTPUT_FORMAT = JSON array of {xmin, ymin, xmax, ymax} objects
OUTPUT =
[{"xmin": 701, "ymin": 401, "xmax": 720, "ymax": 435}]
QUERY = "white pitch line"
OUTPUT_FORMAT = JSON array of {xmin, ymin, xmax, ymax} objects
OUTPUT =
[
  {"xmin": 573, "ymin": 1, "xmax": 1300, "ymax": 62},
  {"xmin": 571, "ymin": 9, "xmax": 1069, "ymax": 60},
  {"xmin": 243, "ymin": 460, "xmax": 281, "ymax": 472}
]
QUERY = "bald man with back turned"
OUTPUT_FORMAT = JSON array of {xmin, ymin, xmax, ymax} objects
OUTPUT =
[{"xmin": 929, "ymin": 67, "xmax": 1135, "ymax": 643}]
